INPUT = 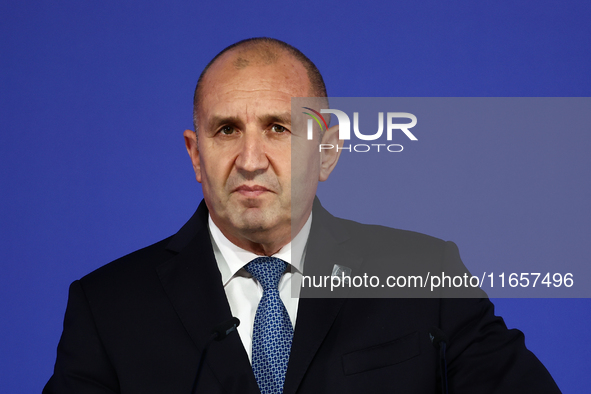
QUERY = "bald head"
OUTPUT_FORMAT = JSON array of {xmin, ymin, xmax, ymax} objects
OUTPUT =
[{"xmin": 192, "ymin": 38, "xmax": 328, "ymax": 132}]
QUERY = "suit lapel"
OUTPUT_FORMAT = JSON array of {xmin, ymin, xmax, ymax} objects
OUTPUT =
[
  {"xmin": 156, "ymin": 199, "xmax": 360, "ymax": 393},
  {"xmin": 284, "ymin": 199, "xmax": 364, "ymax": 394},
  {"xmin": 156, "ymin": 202, "xmax": 258, "ymax": 393}
]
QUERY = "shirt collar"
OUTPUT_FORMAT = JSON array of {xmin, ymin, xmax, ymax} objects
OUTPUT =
[{"xmin": 208, "ymin": 213, "xmax": 312, "ymax": 286}]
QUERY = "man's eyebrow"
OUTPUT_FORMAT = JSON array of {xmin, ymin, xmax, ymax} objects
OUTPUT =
[
  {"xmin": 204, "ymin": 113, "xmax": 292, "ymax": 131},
  {"xmin": 257, "ymin": 112, "xmax": 292, "ymax": 125},
  {"xmin": 206, "ymin": 115, "xmax": 242, "ymax": 130}
]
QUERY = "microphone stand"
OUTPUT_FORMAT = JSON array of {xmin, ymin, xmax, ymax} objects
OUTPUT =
[{"xmin": 191, "ymin": 317, "xmax": 240, "ymax": 394}]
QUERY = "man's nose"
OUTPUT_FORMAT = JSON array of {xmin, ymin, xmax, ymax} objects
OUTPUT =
[{"xmin": 234, "ymin": 130, "xmax": 269, "ymax": 174}]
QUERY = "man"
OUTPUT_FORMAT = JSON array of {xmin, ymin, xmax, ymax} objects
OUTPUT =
[{"xmin": 45, "ymin": 38, "xmax": 561, "ymax": 393}]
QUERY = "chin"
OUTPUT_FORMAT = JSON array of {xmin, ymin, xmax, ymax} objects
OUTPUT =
[
  {"xmin": 236, "ymin": 212, "xmax": 273, "ymax": 232},
  {"xmin": 236, "ymin": 209, "xmax": 286, "ymax": 234}
]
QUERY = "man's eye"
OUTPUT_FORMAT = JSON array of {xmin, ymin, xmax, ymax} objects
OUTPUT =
[
  {"xmin": 219, "ymin": 126, "xmax": 235, "ymax": 135},
  {"xmin": 271, "ymin": 124, "xmax": 287, "ymax": 133}
]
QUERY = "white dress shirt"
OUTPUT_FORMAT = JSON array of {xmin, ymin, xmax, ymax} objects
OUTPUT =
[{"xmin": 208, "ymin": 214, "xmax": 311, "ymax": 363}]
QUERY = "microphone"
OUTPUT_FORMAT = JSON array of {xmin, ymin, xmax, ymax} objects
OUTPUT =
[
  {"xmin": 191, "ymin": 317, "xmax": 240, "ymax": 394},
  {"xmin": 211, "ymin": 317, "xmax": 240, "ymax": 341},
  {"xmin": 429, "ymin": 327, "xmax": 449, "ymax": 394}
]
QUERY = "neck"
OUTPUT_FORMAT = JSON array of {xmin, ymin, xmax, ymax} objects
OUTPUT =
[{"xmin": 212, "ymin": 213, "xmax": 310, "ymax": 256}]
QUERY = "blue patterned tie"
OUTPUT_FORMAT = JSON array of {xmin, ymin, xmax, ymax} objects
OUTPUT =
[{"xmin": 245, "ymin": 257, "xmax": 293, "ymax": 394}]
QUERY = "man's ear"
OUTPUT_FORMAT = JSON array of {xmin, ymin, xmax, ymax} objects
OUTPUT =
[
  {"xmin": 319, "ymin": 124, "xmax": 343, "ymax": 182},
  {"xmin": 183, "ymin": 129, "xmax": 202, "ymax": 183}
]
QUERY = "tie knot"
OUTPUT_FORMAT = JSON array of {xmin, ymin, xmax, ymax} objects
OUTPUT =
[{"xmin": 245, "ymin": 257, "xmax": 287, "ymax": 291}]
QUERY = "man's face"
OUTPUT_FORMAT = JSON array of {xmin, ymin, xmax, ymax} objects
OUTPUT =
[{"xmin": 185, "ymin": 51, "xmax": 324, "ymax": 253}]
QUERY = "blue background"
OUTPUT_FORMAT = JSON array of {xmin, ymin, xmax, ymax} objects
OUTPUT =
[{"xmin": 1, "ymin": 1, "xmax": 589, "ymax": 392}]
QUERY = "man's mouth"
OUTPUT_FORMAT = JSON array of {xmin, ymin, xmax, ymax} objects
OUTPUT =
[{"xmin": 233, "ymin": 185, "xmax": 272, "ymax": 197}]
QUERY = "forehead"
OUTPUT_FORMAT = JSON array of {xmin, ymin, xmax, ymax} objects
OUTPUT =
[{"xmin": 198, "ymin": 51, "xmax": 311, "ymax": 122}]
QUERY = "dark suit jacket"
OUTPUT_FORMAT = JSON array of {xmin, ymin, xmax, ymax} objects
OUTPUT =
[{"xmin": 44, "ymin": 199, "xmax": 561, "ymax": 393}]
